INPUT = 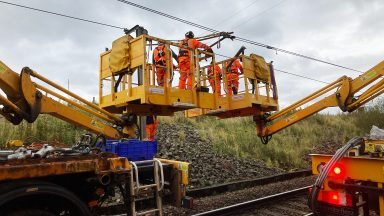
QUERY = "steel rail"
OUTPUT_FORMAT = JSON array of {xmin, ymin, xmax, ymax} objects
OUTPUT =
[
  {"xmin": 187, "ymin": 169, "xmax": 312, "ymax": 198},
  {"xmin": 192, "ymin": 185, "xmax": 313, "ymax": 216}
]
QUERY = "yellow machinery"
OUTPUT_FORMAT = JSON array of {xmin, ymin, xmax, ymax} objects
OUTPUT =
[
  {"xmin": 310, "ymin": 138, "xmax": 384, "ymax": 215},
  {"xmin": 5, "ymin": 140, "xmax": 23, "ymax": 148},
  {"xmin": 0, "ymin": 28, "xmax": 279, "ymax": 215},
  {"xmin": 98, "ymin": 31, "xmax": 384, "ymax": 215},
  {"xmin": 98, "ymin": 30, "xmax": 384, "ymax": 215},
  {"xmin": 1, "ymin": 26, "xmax": 384, "ymax": 215},
  {"xmin": 0, "ymin": 28, "xmax": 213, "ymax": 216},
  {"xmin": 251, "ymin": 60, "xmax": 384, "ymax": 143},
  {"xmin": 99, "ymin": 33, "xmax": 278, "ymax": 118}
]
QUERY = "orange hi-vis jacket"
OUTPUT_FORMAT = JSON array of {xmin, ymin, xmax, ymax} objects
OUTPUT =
[
  {"xmin": 208, "ymin": 64, "xmax": 222, "ymax": 78},
  {"xmin": 177, "ymin": 38, "xmax": 208, "ymax": 90},
  {"xmin": 226, "ymin": 59, "xmax": 243, "ymax": 95},
  {"xmin": 208, "ymin": 64, "xmax": 222, "ymax": 93},
  {"xmin": 153, "ymin": 45, "xmax": 167, "ymax": 66},
  {"xmin": 178, "ymin": 38, "xmax": 208, "ymax": 60},
  {"xmin": 229, "ymin": 59, "xmax": 243, "ymax": 74}
]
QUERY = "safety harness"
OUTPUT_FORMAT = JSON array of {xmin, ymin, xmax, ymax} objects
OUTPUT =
[
  {"xmin": 154, "ymin": 45, "xmax": 167, "ymax": 66},
  {"xmin": 178, "ymin": 39, "xmax": 190, "ymax": 58}
]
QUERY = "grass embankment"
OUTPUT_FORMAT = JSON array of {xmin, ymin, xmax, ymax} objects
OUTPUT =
[
  {"xmin": 1, "ymin": 102, "xmax": 384, "ymax": 171},
  {"xmin": 0, "ymin": 115, "xmax": 85, "ymax": 146}
]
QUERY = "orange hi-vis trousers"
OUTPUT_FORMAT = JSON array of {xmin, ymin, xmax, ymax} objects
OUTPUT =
[
  {"xmin": 155, "ymin": 66, "xmax": 166, "ymax": 86},
  {"xmin": 178, "ymin": 58, "xmax": 192, "ymax": 90},
  {"xmin": 226, "ymin": 73, "xmax": 239, "ymax": 96},
  {"xmin": 209, "ymin": 76, "xmax": 221, "ymax": 94},
  {"xmin": 146, "ymin": 123, "xmax": 158, "ymax": 141}
]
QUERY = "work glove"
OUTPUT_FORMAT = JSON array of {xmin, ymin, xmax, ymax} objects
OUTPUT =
[
  {"xmin": 205, "ymin": 47, "xmax": 213, "ymax": 53},
  {"xmin": 158, "ymin": 50, "xmax": 166, "ymax": 57}
]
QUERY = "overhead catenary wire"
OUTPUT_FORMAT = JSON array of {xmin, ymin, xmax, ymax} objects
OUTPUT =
[
  {"xmin": 0, "ymin": 0, "xmax": 353, "ymax": 85},
  {"xmin": 231, "ymin": 0, "xmax": 287, "ymax": 30},
  {"xmin": 0, "ymin": 0, "xmax": 362, "ymax": 74},
  {"xmin": 215, "ymin": 53, "xmax": 329, "ymax": 84},
  {"xmin": 0, "ymin": 1, "xmax": 124, "ymax": 30},
  {"xmin": 275, "ymin": 69, "xmax": 329, "ymax": 84},
  {"xmin": 210, "ymin": 0, "xmax": 260, "ymax": 30},
  {"xmin": 113, "ymin": 0, "xmax": 363, "ymax": 74}
]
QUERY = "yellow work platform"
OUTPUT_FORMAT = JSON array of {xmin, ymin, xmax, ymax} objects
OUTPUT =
[{"xmin": 99, "ymin": 34, "xmax": 279, "ymax": 117}]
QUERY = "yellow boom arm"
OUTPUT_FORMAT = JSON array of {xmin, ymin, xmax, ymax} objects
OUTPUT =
[
  {"xmin": 0, "ymin": 60, "xmax": 135, "ymax": 139},
  {"xmin": 257, "ymin": 60, "xmax": 384, "ymax": 143}
]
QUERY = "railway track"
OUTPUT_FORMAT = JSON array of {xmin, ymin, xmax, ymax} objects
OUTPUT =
[
  {"xmin": 193, "ymin": 186, "xmax": 313, "ymax": 216},
  {"xmin": 187, "ymin": 169, "xmax": 312, "ymax": 198},
  {"xmin": 100, "ymin": 170, "xmax": 314, "ymax": 215}
]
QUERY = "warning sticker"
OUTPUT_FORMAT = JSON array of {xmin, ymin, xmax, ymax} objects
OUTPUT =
[
  {"xmin": 361, "ymin": 69, "xmax": 376, "ymax": 81},
  {"xmin": 286, "ymin": 114, "xmax": 298, "ymax": 123},
  {"xmin": 0, "ymin": 62, "xmax": 6, "ymax": 73}
]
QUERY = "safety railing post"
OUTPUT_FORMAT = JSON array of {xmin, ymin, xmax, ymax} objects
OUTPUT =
[
  {"xmin": 127, "ymin": 74, "xmax": 132, "ymax": 97},
  {"xmin": 111, "ymin": 74, "xmax": 116, "ymax": 103},
  {"xmin": 244, "ymin": 75, "xmax": 249, "ymax": 98},
  {"xmin": 266, "ymin": 83, "xmax": 271, "ymax": 102},
  {"xmin": 195, "ymin": 50, "xmax": 201, "ymax": 89}
]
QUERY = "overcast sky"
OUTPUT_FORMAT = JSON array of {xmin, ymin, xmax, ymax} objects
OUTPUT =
[{"xmin": 1, "ymin": 0, "xmax": 383, "ymax": 110}]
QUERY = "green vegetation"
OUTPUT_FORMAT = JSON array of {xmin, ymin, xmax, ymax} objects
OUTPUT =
[
  {"xmin": 0, "ymin": 115, "xmax": 85, "ymax": 146},
  {"xmin": 1, "ymin": 100, "xmax": 384, "ymax": 171}
]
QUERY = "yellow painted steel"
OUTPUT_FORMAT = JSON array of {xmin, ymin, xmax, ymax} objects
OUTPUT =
[
  {"xmin": 0, "ymin": 61, "xmax": 125, "ymax": 139},
  {"xmin": 312, "ymin": 153, "xmax": 384, "ymax": 214},
  {"xmin": 186, "ymin": 60, "xmax": 278, "ymax": 118},
  {"xmin": 6, "ymin": 140, "xmax": 23, "ymax": 148},
  {"xmin": 99, "ymin": 34, "xmax": 278, "ymax": 117},
  {"xmin": 257, "ymin": 60, "xmax": 384, "ymax": 137},
  {"xmin": 157, "ymin": 158, "xmax": 189, "ymax": 185},
  {"xmin": 311, "ymin": 154, "xmax": 384, "ymax": 183}
]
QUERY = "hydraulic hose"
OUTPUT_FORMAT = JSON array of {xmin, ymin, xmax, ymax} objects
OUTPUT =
[{"xmin": 309, "ymin": 137, "xmax": 364, "ymax": 212}]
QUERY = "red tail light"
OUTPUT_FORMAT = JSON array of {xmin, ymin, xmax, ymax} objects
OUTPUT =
[
  {"xmin": 317, "ymin": 190, "xmax": 353, "ymax": 207},
  {"xmin": 333, "ymin": 166, "xmax": 341, "ymax": 175},
  {"xmin": 331, "ymin": 163, "xmax": 345, "ymax": 178}
]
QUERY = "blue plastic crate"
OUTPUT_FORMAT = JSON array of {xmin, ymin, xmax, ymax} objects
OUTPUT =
[
  {"xmin": 144, "ymin": 140, "xmax": 158, "ymax": 156},
  {"xmin": 103, "ymin": 139, "xmax": 158, "ymax": 161},
  {"xmin": 118, "ymin": 140, "xmax": 147, "ymax": 161},
  {"xmin": 103, "ymin": 141, "xmax": 118, "ymax": 154}
]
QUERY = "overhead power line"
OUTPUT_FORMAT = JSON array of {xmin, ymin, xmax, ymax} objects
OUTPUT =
[
  {"xmin": 274, "ymin": 69, "xmax": 329, "ymax": 84},
  {"xmin": 0, "ymin": 0, "xmax": 348, "ymax": 85},
  {"xmin": 0, "ymin": 0, "xmax": 362, "ymax": 73},
  {"xmin": 0, "ymin": 1, "xmax": 124, "ymax": 29},
  {"xmin": 210, "ymin": 0, "xmax": 260, "ymax": 30},
  {"xmin": 114, "ymin": 0, "xmax": 363, "ymax": 74},
  {"xmin": 232, "ymin": 0, "xmax": 287, "ymax": 30},
  {"xmin": 214, "ymin": 53, "xmax": 330, "ymax": 84}
]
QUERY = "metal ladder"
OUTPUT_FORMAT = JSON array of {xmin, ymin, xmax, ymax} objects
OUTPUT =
[{"xmin": 129, "ymin": 159, "xmax": 164, "ymax": 216}]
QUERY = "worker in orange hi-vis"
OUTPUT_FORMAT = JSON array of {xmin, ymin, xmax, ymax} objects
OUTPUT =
[
  {"xmin": 145, "ymin": 115, "xmax": 158, "ymax": 140},
  {"xmin": 227, "ymin": 58, "xmax": 243, "ymax": 95},
  {"xmin": 178, "ymin": 31, "xmax": 212, "ymax": 90},
  {"xmin": 153, "ymin": 42, "xmax": 167, "ymax": 86},
  {"xmin": 207, "ymin": 62, "xmax": 222, "ymax": 94}
]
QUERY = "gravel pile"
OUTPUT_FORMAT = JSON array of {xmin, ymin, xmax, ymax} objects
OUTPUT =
[{"xmin": 156, "ymin": 122, "xmax": 282, "ymax": 188}]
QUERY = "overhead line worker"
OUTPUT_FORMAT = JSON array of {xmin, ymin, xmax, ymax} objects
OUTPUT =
[
  {"xmin": 208, "ymin": 62, "xmax": 222, "ymax": 94},
  {"xmin": 178, "ymin": 31, "xmax": 212, "ymax": 90},
  {"xmin": 146, "ymin": 115, "xmax": 158, "ymax": 141},
  {"xmin": 227, "ymin": 58, "xmax": 243, "ymax": 95},
  {"xmin": 153, "ymin": 42, "xmax": 167, "ymax": 86}
]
